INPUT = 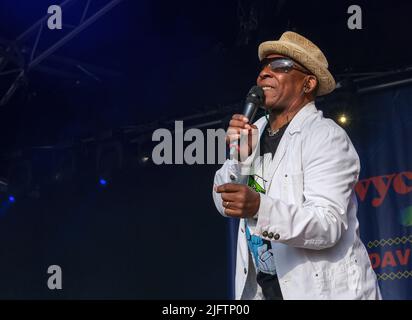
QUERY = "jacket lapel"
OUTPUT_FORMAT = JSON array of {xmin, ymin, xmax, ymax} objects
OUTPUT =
[{"xmin": 264, "ymin": 102, "xmax": 318, "ymax": 190}]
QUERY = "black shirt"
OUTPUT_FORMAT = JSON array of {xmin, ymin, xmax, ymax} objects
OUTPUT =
[
  {"xmin": 255, "ymin": 121, "xmax": 289, "ymax": 300},
  {"xmin": 260, "ymin": 121, "xmax": 289, "ymax": 158}
]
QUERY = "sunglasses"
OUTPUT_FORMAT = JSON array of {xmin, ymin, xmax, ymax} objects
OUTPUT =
[{"xmin": 260, "ymin": 57, "xmax": 311, "ymax": 74}]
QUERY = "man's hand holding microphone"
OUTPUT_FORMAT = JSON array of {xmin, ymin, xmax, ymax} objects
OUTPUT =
[{"xmin": 215, "ymin": 86, "xmax": 264, "ymax": 218}]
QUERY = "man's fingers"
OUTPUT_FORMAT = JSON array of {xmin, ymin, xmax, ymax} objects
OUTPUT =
[
  {"xmin": 220, "ymin": 192, "xmax": 239, "ymax": 202},
  {"xmin": 222, "ymin": 200, "xmax": 244, "ymax": 211},
  {"xmin": 232, "ymin": 114, "xmax": 249, "ymax": 123},
  {"xmin": 216, "ymin": 183, "xmax": 242, "ymax": 193},
  {"xmin": 227, "ymin": 127, "xmax": 254, "ymax": 137},
  {"xmin": 229, "ymin": 119, "xmax": 248, "ymax": 129},
  {"xmin": 227, "ymin": 134, "xmax": 241, "ymax": 142},
  {"xmin": 224, "ymin": 208, "xmax": 242, "ymax": 217},
  {"xmin": 227, "ymin": 127, "xmax": 241, "ymax": 135}
]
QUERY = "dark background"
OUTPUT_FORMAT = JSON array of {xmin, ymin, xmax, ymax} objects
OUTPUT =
[{"xmin": 0, "ymin": 0, "xmax": 411, "ymax": 299}]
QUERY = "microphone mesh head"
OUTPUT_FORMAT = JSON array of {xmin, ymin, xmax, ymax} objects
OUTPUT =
[
  {"xmin": 243, "ymin": 86, "xmax": 265, "ymax": 122},
  {"xmin": 246, "ymin": 85, "xmax": 265, "ymax": 105}
]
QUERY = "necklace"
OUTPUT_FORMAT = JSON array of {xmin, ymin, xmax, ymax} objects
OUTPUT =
[
  {"xmin": 266, "ymin": 127, "xmax": 280, "ymax": 136},
  {"xmin": 266, "ymin": 117, "xmax": 292, "ymax": 136}
]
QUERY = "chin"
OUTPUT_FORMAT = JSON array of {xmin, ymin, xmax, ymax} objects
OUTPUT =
[
  {"xmin": 264, "ymin": 98, "xmax": 279, "ymax": 110},
  {"xmin": 265, "ymin": 103, "xmax": 283, "ymax": 114},
  {"xmin": 264, "ymin": 94, "xmax": 278, "ymax": 105}
]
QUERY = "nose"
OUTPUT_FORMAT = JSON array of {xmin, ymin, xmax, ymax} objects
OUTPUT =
[{"xmin": 258, "ymin": 67, "xmax": 272, "ymax": 81}]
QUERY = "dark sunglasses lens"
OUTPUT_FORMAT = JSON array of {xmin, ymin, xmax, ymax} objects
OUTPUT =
[{"xmin": 261, "ymin": 58, "xmax": 294, "ymax": 72}]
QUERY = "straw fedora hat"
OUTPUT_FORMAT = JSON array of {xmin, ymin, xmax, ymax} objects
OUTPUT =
[{"xmin": 258, "ymin": 31, "xmax": 336, "ymax": 96}]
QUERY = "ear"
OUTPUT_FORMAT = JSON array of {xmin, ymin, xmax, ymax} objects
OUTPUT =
[{"xmin": 304, "ymin": 75, "xmax": 318, "ymax": 95}]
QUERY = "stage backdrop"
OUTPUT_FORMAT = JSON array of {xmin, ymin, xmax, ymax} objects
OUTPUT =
[
  {"xmin": 353, "ymin": 84, "xmax": 412, "ymax": 300},
  {"xmin": 228, "ymin": 84, "xmax": 412, "ymax": 300}
]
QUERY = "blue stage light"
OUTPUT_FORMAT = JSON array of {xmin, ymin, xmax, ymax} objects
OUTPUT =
[
  {"xmin": 99, "ymin": 178, "xmax": 107, "ymax": 186},
  {"xmin": 8, "ymin": 196, "xmax": 15, "ymax": 203}
]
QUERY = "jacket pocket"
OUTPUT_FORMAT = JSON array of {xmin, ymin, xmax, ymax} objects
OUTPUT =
[
  {"xmin": 284, "ymin": 171, "xmax": 304, "ymax": 205},
  {"xmin": 315, "ymin": 259, "xmax": 362, "ymax": 298}
]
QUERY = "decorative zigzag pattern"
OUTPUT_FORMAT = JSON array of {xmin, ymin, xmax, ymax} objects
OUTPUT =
[
  {"xmin": 367, "ymin": 235, "xmax": 412, "ymax": 248},
  {"xmin": 376, "ymin": 270, "xmax": 412, "ymax": 281},
  {"xmin": 283, "ymin": 31, "xmax": 326, "ymax": 64}
]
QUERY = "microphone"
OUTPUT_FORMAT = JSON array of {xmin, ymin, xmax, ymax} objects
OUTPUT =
[
  {"xmin": 229, "ymin": 85, "xmax": 265, "ymax": 161},
  {"xmin": 243, "ymin": 85, "xmax": 265, "ymax": 123}
]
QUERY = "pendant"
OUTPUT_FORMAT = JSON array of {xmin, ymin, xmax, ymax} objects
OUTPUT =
[{"xmin": 267, "ymin": 127, "xmax": 280, "ymax": 136}]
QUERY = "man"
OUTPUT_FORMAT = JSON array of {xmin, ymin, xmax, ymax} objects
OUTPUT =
[{"xmin": 212, "ymin": 31, "xmax": 381, "ymax": 300}]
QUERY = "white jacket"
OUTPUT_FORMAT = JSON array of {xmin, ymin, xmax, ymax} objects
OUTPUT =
[{"xmin": 212, "ymin": 102, "xmax": 381, "ymax": 300}]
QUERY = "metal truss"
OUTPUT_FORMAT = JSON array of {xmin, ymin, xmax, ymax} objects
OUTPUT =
[{"xmin": 0, "ymin": 0, "xmax": 125, "ymax": 106}]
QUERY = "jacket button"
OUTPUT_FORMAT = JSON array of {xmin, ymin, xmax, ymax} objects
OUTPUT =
[
  {"xmin": 244, "ymin": 268, "xmax": 247, "ymax": 274},
  {"xmin": 268, "ymin": 232, "xmax": 274, "ymax": 239},
  {"xmin": 262, "ymin": 231, "xmax": 268, "ymax": 237},
  {"xmin": 230, "ymin": 174, "xmax": 236, "ymax": 181},
  {"xmin": 274, "ymin": 233, "xmax": 280, "ymax": 240}
]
